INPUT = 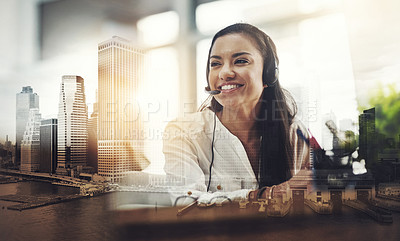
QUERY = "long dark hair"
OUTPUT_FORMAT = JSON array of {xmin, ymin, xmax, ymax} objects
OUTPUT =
[{"xmin": 202, "ymin": 23, "xmax": 297, "ymax": 187}]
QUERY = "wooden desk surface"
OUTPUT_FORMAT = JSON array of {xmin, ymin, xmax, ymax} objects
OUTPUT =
[
  {"xmin": 113, "ymin": 202, "xmax": 289, "ymax": 240},
  {"xmin": 114, "ymin": 202, "xmax": 266, "ymax": 225}
]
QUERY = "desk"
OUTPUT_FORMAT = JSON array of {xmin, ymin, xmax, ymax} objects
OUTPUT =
[{"xmin": 113, "ymin": 201, "xmax": 400, "ymax": 241}]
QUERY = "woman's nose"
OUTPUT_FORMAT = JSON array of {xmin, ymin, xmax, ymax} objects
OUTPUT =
[{"xmin": 219, "ymin": 64, "xmax": 235, "ymax": 80}]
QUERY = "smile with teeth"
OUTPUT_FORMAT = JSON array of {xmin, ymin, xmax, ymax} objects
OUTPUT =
[{"xmin": 219, "ymin": 84, "xmax": 243, "ymax": 90}]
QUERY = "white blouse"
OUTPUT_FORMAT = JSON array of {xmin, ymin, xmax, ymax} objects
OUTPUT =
[{"xmin": 163, "ymin": 108, "xmax": 310, "ymax": 193}]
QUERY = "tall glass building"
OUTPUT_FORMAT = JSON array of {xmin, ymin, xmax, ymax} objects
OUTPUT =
[
  {"xmin": 87, "ymin": 100, "xmax": 98, "ymax": 173},
  {"xmin": 16, "ymin": 86, "xmax": 39, "ymax": 166},
  {"xmin": 57, "ymin": 75, "xmax": 88, "ymax": 175},
  {"xmin": 359, "ymin": 108, "xmax": 376, "ymax": 168},
  {"xmin": 40, "ymin": 118, "xmax": 58, "ymax": 173},
  {"xmin": 98, "ymin": 36, "xmax": 149, "ymax": 182},
  {"xmin": 20, "ymin": 108, "xmax": 41, "ymax": 172}
]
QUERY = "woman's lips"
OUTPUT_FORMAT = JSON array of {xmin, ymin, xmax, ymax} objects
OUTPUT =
[{"xmin": 218, "ymin": 84, "xmax": 244, "ymax": 93}]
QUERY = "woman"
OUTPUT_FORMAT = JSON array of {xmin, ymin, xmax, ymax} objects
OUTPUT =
[{"xmin": 163, "ymin": 23, "xmax": 310, "ymax": 203}]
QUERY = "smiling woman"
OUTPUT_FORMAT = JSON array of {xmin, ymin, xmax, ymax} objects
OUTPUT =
[
  {"xmin": 163, "ymin": 23, "xmax": 310, "ymax": 204},
  {"xmin": 208, "ymin": 34, "xmax": 264, "ymax": 113}
]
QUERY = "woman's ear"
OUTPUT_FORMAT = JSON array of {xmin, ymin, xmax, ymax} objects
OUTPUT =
[{"xmin": 263, "ymin": 84, "xmax": 269, "ymax": 88}]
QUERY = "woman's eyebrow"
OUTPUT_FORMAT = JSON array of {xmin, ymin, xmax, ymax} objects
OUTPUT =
[
  {"xmin": 210, "ymin": 52, "xmax": 251, "ymax": 59},
  {"xmin": 232, "ymin": 52, "xmax": 251, "ymax": 58},
  {"xmin": 210, "ymin": 55, "xmax": 221, "ymax": 59}
]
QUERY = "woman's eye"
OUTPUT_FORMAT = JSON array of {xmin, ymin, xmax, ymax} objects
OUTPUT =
[
  {"xmin": 235, "ymin": 59, "xmax": 249, "ymax": 64},
  {"xmin": 210, "ymin": 62, "xmax": 221, "ymax": 67}
]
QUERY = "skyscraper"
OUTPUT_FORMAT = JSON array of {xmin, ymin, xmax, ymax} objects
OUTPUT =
[
  {"xmin": 16, "ymin": 86, "xmax": 39, "ymax": 166},
  {"xmin": 20, "ymin": 108, "xmax": 41, "ymax": 172},
  {"xmin": 40, "ymin": 118, "xmax": 57, "ymax": 173},
  {"xmin": 359, "ymin": 107, "xmax": 376, "ymax": 168},
  {"xmin": 57, "ymin": 75, "xmax": 88, "ymax": 176},
  {"xmin": 87, "ymin": 97, "xmax": 98, "ymax": 173},
  {"xmin": 98, "ymin": 36, "xmax": 149, "ymax": 182}
]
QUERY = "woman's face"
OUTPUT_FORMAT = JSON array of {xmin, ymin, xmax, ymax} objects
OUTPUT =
[{"xmin": 208, "ymin": 33, "xmax": 264, "ymax": 112}]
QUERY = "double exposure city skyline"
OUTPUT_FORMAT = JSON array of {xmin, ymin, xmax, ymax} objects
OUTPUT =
[
  {"xmin": 1, "ymin": 1, "xmax": 400, "ymax": 241},
  {"xmin": 8, "ymin": 36, "xmax": 154, "ymax": 181},
  {"xmin": 1, "ymin": 32, "xmax": 395, "ymax": 178}
]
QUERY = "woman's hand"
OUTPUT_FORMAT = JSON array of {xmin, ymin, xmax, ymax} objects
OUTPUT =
[{"xmin": 247, "ymin": 181, "xmax": 290, "ymax": 202}]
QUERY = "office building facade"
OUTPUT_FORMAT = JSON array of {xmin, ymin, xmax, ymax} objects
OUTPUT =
[
  {"xmin": 20, "ymin": 108, "xmax": 41, "ymax": 172},
  {"xmin": 98, "ymin": 36, "xmax": 149, "ymax": 182},
  {"xmin": 57, "ymin": 75, "xmax": 88, "ymax": 175},
  {"xmin": 40, "ymin": 118, "xmax": 58, "ymax": 173},
  {"xmin": 359, "ymin": 107, "xmax": 377, "ymax": 168},
  {"xmin": 16, "ymin": 86, "xmax": 39, "ymax": 166},
  {"xmin": 87, "ymin": 101, "xmax": 98, "ymax": 173}
]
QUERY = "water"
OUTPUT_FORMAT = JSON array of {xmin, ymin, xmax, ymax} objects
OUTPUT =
[
  {"xmin": 1, "ymin": 181, "xmax": 400, "ymax": 241},
  {"xmin": 0, "ymin": 181, "xmax": 113, "ymax": 241},
  {"xmin": 0, "ymin": 181, "xmax": 172, "ymax": 241}
]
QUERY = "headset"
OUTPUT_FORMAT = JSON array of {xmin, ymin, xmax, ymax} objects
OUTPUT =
[
  {"xmin": 263, "ymin": 36, "xmax": 279, "ymax": 87},
  {"xmin": 206, "ymin": 112, "xmax": 217, "ymax": 192},
  {"xmin": 205, "ymin": 36, "xmax": 280, "ymax": 192}
]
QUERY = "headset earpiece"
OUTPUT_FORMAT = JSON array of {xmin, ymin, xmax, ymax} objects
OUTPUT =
[
  {"xmin": 263, "ymin": 37, "xmax": 279, "ymax": 87},
  {"xmin": 263, "ymin": 59, "xmax": 279, "ymax": 87},
  {"xmin": 273, "ymin": 64, "xmax": 279, "ymax": 86}
]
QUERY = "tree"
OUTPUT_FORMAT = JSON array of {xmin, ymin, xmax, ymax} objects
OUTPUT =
[{"xmin": 359, "ymin": 84, "xmax": 400, "ymax": 139}]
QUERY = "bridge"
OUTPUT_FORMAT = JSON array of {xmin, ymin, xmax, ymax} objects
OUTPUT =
[
  {"xmin": 0, "ymin": 168, "xmax": 111, "ymax": 196},
  {"xmin": 0, "ymin": 168, "xmax": 88, "ymax": 186}
]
